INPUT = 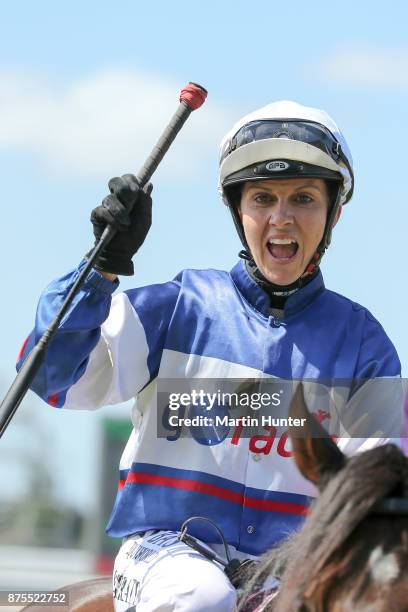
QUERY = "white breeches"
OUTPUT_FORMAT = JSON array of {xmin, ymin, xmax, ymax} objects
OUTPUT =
[{"xmin": 113, "ymin": 530, "xmax": 237, "ymax": 612}]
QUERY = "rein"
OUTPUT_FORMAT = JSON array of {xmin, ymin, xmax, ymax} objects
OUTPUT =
[{"xmin": 178, "ymin": 516, "xmax": 258, "ymax": 588}]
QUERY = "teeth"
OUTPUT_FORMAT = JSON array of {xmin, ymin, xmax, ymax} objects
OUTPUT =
[{"xmin": 268, "ymin": 238, "xmax": 297, "ymax": 245}]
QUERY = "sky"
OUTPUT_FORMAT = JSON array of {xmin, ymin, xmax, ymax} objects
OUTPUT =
[{"xmin": 0, "ymin": 0, "xmax": 407, "ymax": 515}]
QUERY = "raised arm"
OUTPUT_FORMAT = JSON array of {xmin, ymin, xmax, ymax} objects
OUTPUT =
[{"xmin": 16, "ymin": 174, "xmax": 161, "ymax": 410}]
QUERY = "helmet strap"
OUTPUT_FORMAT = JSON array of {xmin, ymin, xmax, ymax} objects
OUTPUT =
[
  {"xmin": 245, "ymin": 258, "xmax": 319, "ymax": 309},
  {"xmin": 229, "ymin": 203, "xmax": 250, "ymax": 253},
  {"xmin": 304, "ymin": 182, "xmax": 342, "ymax": 273}
]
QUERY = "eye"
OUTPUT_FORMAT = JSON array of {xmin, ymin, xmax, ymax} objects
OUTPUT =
[
  {"xmin": 253, "ymin": 192, "xmax": 273, "ymax": 204},
  {"xmin": 293, "ymin": 193, "xmax": 314, "ymax": 204}
]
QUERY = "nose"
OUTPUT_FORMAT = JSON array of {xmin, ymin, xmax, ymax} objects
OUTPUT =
[{"xmin": 268, "ymin": 198, "xmax": 294, "ymax": 226}]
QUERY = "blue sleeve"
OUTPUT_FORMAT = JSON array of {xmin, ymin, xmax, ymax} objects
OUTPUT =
[
  {"xmin": 17, "ymin": 260, "xmax": 182, "ymax": 409},
  {"xmin": 17, "ymin": 259, "xmax": 118, "ymax": 407}
]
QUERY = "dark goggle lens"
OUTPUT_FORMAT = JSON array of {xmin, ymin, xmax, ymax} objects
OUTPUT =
[{"xmin": 223, "ymin": 120, "xmax": 341, "ymax": 163}]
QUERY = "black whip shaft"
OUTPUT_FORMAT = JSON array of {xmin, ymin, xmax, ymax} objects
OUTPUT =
[{"xmin": 0, "ymin": 87, "xmax": 206, "ymax": 438}]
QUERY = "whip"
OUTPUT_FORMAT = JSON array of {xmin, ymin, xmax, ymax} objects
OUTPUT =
[{"xmin": 0, "ymin": 82, "xmax": 207, "ymax": 438}]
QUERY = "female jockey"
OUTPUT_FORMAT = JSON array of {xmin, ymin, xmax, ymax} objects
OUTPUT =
[{"xmin": 18, "ymin": 100, "xmax": 401, "ymax": 611}]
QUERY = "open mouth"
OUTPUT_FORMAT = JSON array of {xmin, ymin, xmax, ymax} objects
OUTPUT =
[{"xmin": 267, "ymin": 238, "xmax": 299, "ymax": 261}]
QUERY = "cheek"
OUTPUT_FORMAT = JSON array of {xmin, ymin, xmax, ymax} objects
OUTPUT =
[
  {"xmin": 301, "ymin": 210, "xmax": 327, "ymax": 243},
  {"xmin": 238, "ymin": 207, "xmax": 257, "ymax": 240},
  {"xmin": 239, "ymin": 207, "xmax": 259, "ymax": 236},
  {"xmin": 240, "ymin": 210, "xmax": 250, "ymax": 230},
  {"xmin": 240, "ymin": 213, "xmax": 259, "ymax": 242}
]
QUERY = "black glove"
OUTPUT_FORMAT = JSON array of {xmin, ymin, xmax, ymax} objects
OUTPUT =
[{"xmin": 88, "ymin": 174, "xmax": 152, "ymax": 275}]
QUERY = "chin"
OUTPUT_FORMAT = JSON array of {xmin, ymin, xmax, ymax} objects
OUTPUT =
[{"xmin": 260, "ymin": 267, "xmax": 299, "ymax": 287}]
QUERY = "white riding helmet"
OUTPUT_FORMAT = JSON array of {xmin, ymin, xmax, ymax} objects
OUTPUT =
[{"xmin": 219, "ymin": 100, "xmax": 354, "ymax": 272}]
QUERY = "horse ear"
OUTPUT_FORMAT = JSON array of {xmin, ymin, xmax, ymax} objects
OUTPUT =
[{"xmin": 288, "ymin": 383, "xmax": 345, "ymax": 488}]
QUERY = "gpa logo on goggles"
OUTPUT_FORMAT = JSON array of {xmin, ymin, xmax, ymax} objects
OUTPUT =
[{"xmin": 266, "ymin": 161, "xmax": 290, "ymax": 172}]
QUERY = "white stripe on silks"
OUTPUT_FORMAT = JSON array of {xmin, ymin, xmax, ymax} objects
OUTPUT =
[
  {"xmin": 119, "ymin": 351, "xmax": 317, "ymax": 498},
  {"xmin": 64, "ymin": 292, "xmax": 150, "ymax": 409}
]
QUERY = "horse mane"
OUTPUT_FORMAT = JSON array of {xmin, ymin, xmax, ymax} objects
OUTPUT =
[{"xmin": 239, "ymin": 443, "xmax": 408, "ymax": 611}]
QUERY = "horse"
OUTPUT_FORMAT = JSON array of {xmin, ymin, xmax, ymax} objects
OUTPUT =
[
  {"xmin": 239, "ymin": 383, "xmax": 408, "ymax": 611},
  {"xmin": 20, "ymin": 576, "xmax": 113, "ymax": 611}
]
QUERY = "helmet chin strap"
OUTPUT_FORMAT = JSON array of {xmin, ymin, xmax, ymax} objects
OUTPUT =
[
  {"xmin": 302, "ymin": 185, "xmax": 342, "ymax": 276},
  {"xmin": 242, "ymin": 252, "xmax": 316, "ymax": 298}
]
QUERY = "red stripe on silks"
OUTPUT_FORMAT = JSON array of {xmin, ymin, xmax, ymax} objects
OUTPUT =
[
  {"xmin": 118, "ymin": 480, "xmax": 126, "ymax": 490},
  {"xmin": 48, "ymin": 393, "xmax": 58, "ymax": 407},
  {"xmin": 243, "ymin": 497, "xmax": 307, "ymax": 515},
  {"xmin": 127, "ymin": 472, "xmax": 307, "ymax": 516},
  {"xmin": 17, "ymin": 336, "xmax": 29, "ymax": 361},
  {"xmin": 127, "ymin": 472, "xmax": 244, "ymax": 505}
]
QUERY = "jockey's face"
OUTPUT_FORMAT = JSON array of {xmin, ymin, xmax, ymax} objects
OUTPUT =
[{"xmin": 239, "ymin": 178, "xmax": 339, "ymax": 286}]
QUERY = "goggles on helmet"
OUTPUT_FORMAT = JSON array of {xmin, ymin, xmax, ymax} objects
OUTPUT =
[
  {"xmin": 220, "ymin": 119, "xmax": 353, "ymax": 206},
  {"xmin": 221, "ymin": 120, "xmax": 343, "ymax": 164}
]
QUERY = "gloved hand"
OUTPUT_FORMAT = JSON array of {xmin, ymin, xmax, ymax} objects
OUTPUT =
[{"xmin": 88, "ymin": 174, "xmax": 152, "ymax": 275}]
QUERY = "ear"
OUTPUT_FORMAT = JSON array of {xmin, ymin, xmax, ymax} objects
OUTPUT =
[
  {"xmin": 288, "ymin": 383, "xmax": 345, "ymax": 488},
  {"xmin": 332, "ymin": 205, "xmax": 342, "ymax": 228}
]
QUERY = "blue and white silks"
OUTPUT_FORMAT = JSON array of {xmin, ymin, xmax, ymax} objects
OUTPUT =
[{"xmin": 17, "ymin": 259, "xmax": 401, "ymax": 555}]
